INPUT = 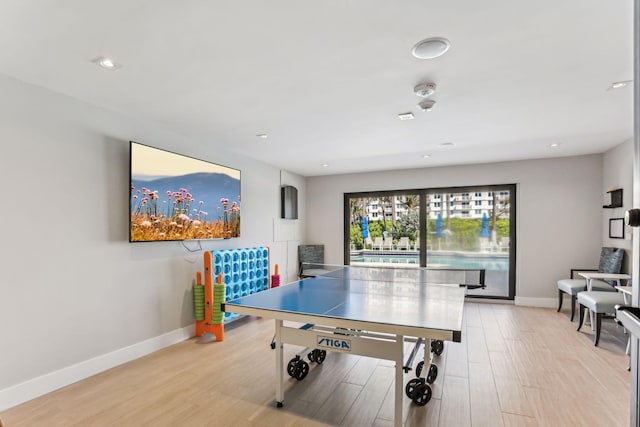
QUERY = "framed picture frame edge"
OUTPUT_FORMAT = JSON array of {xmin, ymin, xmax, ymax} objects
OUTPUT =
[{"xmin": 609, "ymin": 217, "xmax": 625, "ymax": 239}]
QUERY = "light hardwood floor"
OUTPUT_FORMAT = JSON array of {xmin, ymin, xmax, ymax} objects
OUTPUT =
[{"xmin": 0, "ymin": 303, "xmax": 631, "ymax": 426}]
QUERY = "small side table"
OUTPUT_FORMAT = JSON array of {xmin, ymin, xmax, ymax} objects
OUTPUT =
[
  {"xmin": 578, "ymin": 272, "xmax": 631, "ymax": 290},
  {"xmin": 615, "ymin": 285, "xmax": 632, "ymax": 303},
  {"xmin": 615, "ymin": 285, "xmax": 633, "ymax": 357}
]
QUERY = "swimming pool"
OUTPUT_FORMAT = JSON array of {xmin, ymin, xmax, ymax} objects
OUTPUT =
[{"xmin": 350, "ymin": 253, "xmax": 509, "ymax": 271}]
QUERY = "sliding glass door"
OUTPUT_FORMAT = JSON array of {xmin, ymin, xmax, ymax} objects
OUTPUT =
[
  {"xmin": 345, "ymin": 184, "xmax": 515, "ymax": 300},
  {"xmin": 424, "ymin": 187, "xmax": 514, "ymax": 298}
]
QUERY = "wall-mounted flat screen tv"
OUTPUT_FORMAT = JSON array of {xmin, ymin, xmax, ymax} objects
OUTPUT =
[{"xmin": 129, "ymin": 141, "xmax": 241, "ymax": 242}]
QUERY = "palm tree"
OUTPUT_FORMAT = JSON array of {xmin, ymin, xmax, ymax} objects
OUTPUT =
[
  {"xmin": 350, "ymin": 198, "xmax": 363, "ymax": 224},
  {"xmin": 391, "ymin": 196, "xmax": 397, "ymax": 224},
  {"xmin": 401, "ymin": 195, "xmax": 419, "ymax": 212},
  {"xmin": 445, "ymin": 193, "xmax": 452, "ymax": 230},
  {"xmin": 379, "ymin": 195, "xmax": 393, "ymax": 234},
  {"xmin": 491, "ymin": 192, "xmax": 510, "ymax": 244}
]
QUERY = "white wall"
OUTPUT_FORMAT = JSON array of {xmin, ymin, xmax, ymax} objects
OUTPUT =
[
  {"xmin": 602, "ymin": 138, "xmax": 634, "ymax": 272},
  {"xmin": 306, "ymin": 155, "xmax": 605, "ymax": 304},
  {"xmin": 0, "ymin": 74, "xmax": 305, "ymax": 408}
]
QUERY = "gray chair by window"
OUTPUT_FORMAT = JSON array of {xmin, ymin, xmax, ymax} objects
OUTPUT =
[
  {"xmin": 298, "ymin": 244, "xmax": 330, "ymax": 278},
  {"xmin": 557, "ymin": 247, "xmax": 624, "ymax": 321}
]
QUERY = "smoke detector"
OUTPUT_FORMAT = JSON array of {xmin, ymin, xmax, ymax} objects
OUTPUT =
[
  {"xmin": 413, "ymin": 82, "xmax": 437, "ymax": 98},
  {"xmin": 418, "ymin": 100, "xmax": 436, "ymax": 112}
]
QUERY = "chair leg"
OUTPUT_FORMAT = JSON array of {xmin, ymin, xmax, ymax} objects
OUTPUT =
[
  {"xmin": 570, "ymin": 295, "xmax": 577, "ymax": 322},
  {"xmin": 577, "ymin": 304, "xmax": 585, "ymax": 331},
  {"xmin": 594, "ymin": 314, "xmax": 602, "ymax": 346},
  {"xmin": 557, "ymin": 290, "xmax": 563, "ymax": 312}
]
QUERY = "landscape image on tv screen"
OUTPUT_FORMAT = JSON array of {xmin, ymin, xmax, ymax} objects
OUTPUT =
[{"xmin": 129, "ymin": 141, "xmax": 241, "ymax": 242}]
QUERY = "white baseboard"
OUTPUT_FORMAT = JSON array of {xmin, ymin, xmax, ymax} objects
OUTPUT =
[
  {"xmin": 0, "ymin": 324, "xmax": 195, "ymax": 412},
  {"xmin": 466, "ymin": 298, "xmax": 514, "ymax": 305},
  {"xmin": 515, "ymin": 297, "xmax": 557, "ymax": 308}
]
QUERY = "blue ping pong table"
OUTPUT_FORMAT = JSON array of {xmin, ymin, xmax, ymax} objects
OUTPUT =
[{"xmin": 222, "ymin": 265, "xmax": 468, "ymax": 427}]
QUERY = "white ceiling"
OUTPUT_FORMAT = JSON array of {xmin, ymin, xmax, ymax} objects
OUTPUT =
[{"xmin": 0, "ymin": 1, "xmax": 634, "ymax": 177}]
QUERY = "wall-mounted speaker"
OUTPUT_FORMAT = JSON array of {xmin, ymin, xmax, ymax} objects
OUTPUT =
[
  {"xmin": 625, "ymin": 208, "xmax": 640, "ymax": 227},
  {"xmin": 281, "ymin": 185, "xmax": 298, "ymax": 219}
]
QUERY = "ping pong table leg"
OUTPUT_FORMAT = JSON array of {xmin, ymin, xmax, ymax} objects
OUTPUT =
[
  {"xmin": 423, "ymin": 339, "xmax": 430, "ymax": 381},
  {"xmin": 275, "ymin": 319, "xmax": 284, "ymax": 407},
  {"xmin": 394, "ymin": 334, "xmax": 404, "ymax": 427}
]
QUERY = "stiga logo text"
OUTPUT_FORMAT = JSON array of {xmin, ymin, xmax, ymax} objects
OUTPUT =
[{"xmin": 317, "ymin": 335, "xmax": 351, "ymax": 351}]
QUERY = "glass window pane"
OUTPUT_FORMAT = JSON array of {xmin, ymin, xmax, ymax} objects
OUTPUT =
[
  {"xmin": 426, "ymin": 188, "xmax": 511, "ymax": 298},
  {"xmin": 349, "ymin": 195, "xmax": 420, "ymax": 266}
]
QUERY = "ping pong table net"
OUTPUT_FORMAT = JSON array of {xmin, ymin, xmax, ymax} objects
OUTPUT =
[{"xmin": 299, "ymin": 263, "xmax": 485, "ymax": 289}]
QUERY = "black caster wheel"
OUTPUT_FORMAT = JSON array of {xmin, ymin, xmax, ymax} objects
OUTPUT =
[
  {"xmin": 270, "ymin": 342, "xmax": 276, "ymax": 349},
  {"xmin": 412, "ymin": 383, "xmax": 432, "ymax": 406},
  {"xmin": 431, "ymin": 340, "xmax": 444, "ymax": 356},
  {"xmin": 426, "ymin": 364, "xmax": 438, "ymax": 384},
  {"xmin": 277, "ymin": 402, "xmax": 283, "ymax": 408},
  {"xmin": 415, "ymin": 361, "xmax": 424, "ymax": 378},
  {"xmin": 294, "ymin": 360, "xmax": 309, "ymax": 380},
  {"xmin": 287, "ymin": 356, "xmax": 309, "ymax": 380},
  {"xmin": 405, "ymin": 378, "xmax": 423, "ymax": 399},
  {"xmin": 287, "ymin": 357, "xmax": 300, "ymax": 377},
  {"xmin": 308, "ymin": 349, "xmax": 327, "ymax": 364}
]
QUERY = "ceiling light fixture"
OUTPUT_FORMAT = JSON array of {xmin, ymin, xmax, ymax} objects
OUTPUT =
[
  {"xmin": 321, "ymin": 163, "xmax": 328, "ymax": 167},
  {"xmin": 398, "ymin": 112, "xmax": 415, "ymax": 120},
  {"xmin": 608, "ymin": 80, "xmax": 633, "ymax": 90},
  {"xmin": 411, "ymin": 37, "xmax": 451, "ymax": 59},
  {"xmin": 438, "ymin": 142, "xmax": 455, "ymax": 147},
  {"xmin": 423, "ymin": 154, "xmax": 431, "ymax": 158},
  {"xmin": 418, "ymin": 100, "xmax": 436, "ymax": 112},
  {"xmin": 414, "ymin": 82, "xmax": 437, "ymax": 98},
  {"xmin": 92, "ymin": 56, "xmax": 121, "ymax": 70},
  {"xmin": 256, "ymin": 134, "xmax": 268, "ymax": 139},
  {"xmin": 550, "ymin": 143, "xmax": 560, "ymax": 147}
]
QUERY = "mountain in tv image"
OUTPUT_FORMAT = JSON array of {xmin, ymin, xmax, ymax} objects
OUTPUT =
[
  {"xmin": 131, "ymin": 172, "xmax": 240, "ymax": 206},
  {"xmin": 130, "ymin": 172, "xmax": 241, "ymax": 242}
]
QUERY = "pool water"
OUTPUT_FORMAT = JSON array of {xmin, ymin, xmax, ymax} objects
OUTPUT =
[{"xmin": 350, "ymin": 254, "xmax": 509, "ymax": 271}]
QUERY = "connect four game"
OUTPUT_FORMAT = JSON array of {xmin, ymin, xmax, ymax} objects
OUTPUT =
[{"xmin": 194, "ymin": 247, "xmax": 270, "ymax": 342}]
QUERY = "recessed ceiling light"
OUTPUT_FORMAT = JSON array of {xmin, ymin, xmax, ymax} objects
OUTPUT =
[
  {"xmin": 321, "ymin": 163, "xmax": 329, "ymax": 167},
  {"xmin": 608, "ymin": 80, "xmax": 633, "ymax": 90},
  {"xmin": 412, "ymin": 37, "xmax": 451, "ymax": 59},
  {"xmin": 423, "ymin": 154, "xmax": 431, "ymax": 158},
  {"xmin": 438, "ymin": 142, "xmax": 455, "ymax": 147},
  {"xmin": 398, "ymin": 112, "xmax": 415, "ymax": 120},
  {"xmin": 92, "ymin": 56, "xmax": 121, "ymax": 70},
  {"xmin": 256, "ymin": 134, "xmax": 268, "ymax": 139},
  {"xmin": 550, "ymin": 143, "xmax": 560, "ymax": 147}
]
